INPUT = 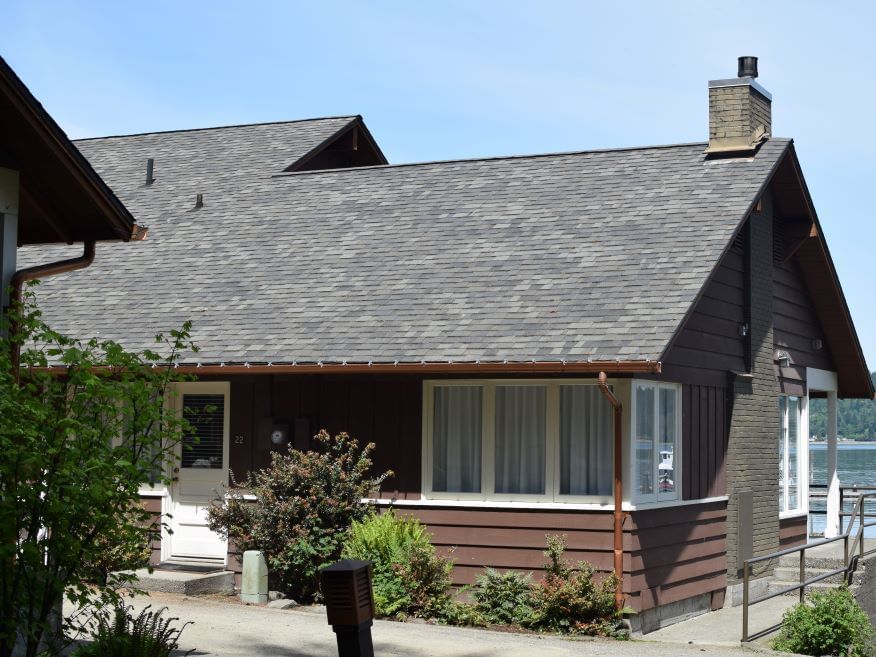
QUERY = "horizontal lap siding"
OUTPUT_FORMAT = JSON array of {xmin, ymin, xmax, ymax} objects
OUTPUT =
[
  {"xmin": 773, "ymin": 257, "xmax": 835, "ymax": 392},
  {"xmin": 396, "ymin": 501, "xmax": 727, "ymax": 613},
  {"xmin": 628, "ymin": 501, "xmax": 727, "ymax": 611},
  {"xmin": 779, "ymin": 515, "xmax": 808, "ymax": 549},
  {"xmin": 663, "ymin": 249, "xmax": 746, "ymax": 389}
]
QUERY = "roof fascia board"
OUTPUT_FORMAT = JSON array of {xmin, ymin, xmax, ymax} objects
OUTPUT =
[
  {"xmin": 283, "ymin": 116, "xmax": 387, "ymax": 173},
  {"xmin": 784, "ymin": 146, "xmax": 874, "ymax": 397},
  {"xmin": 0, "ymin": 56, "xmax": 135, "ymax": 240}
]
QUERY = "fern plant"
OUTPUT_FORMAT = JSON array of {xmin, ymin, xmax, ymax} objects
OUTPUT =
[{"xmin": 74, "ymin": 602, "xmax": 191, "ymax": 657}]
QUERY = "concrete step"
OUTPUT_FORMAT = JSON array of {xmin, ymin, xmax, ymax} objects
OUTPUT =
[
  {"xmin": 777, "ymin": 553, "xmax": 846, "ymax": 570},
  {"xmin": 125, "ymin": 568, "xmax": 235, "ymax": 595},
  {"xmin": 772, "ymin": 566, "xmax": 849, "ymax": 585},
  {"xmin": 767, "ymin": 580, "xmax": 859, "ymax": 597}
]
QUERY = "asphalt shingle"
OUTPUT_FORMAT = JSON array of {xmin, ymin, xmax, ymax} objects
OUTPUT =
[{"xmin": 19, "ymin": 121, "xmax": 790, "ymax": 366}]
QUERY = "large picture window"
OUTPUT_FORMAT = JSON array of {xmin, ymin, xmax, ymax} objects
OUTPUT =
[
  {"xmin": 632, "ymin": 381, "xmax": 680, "ymax": 502},
  {"xmin": 424, "ymin": 380, "xmax": 614, "ymax": 502},
  {"xmin": 779, "ymin": 395, "xmax": 805, "ymax": 514}
]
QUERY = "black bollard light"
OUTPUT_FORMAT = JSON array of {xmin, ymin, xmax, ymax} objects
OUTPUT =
[{"xmin": 319, "ymin": 559, "xmax": 376, "ymax": 657}]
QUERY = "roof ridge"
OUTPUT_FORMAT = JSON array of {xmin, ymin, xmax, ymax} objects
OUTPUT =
[
  {"xmin": 272, "ymin": 138, "xmax": 793, "ymax": 178},
  {"xmin": 72, "ymin": 115, "xmax": 360, "ymax": 143}
]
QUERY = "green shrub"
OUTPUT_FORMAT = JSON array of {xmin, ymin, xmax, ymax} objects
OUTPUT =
[
  {"xmin": 472, "ymin": 569, "xmax": 536, "ymax": 626},
  {"xmin": 342, "ymin": 511, "xmax": 452, "ymax": 619},
  {"xmin": 73, "ymin": 602, "xmax": 191, "ymax": 657},
  {"xmin": 528, "ymin": 535, "xmax": 624, "ymax": 637},
  {"xmin": 207, "ymin": 430, "xmax": 391, "ymax": 602},
  {"xmin": 773, "ymin": 586, "xmax": 874, "ymax": 657}
]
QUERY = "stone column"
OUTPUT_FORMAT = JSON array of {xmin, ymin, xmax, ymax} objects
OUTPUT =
[
  {"xmin": 824, "ymin": 390, "xmax": 841, "ymax": 537},
  {"xmin": 0, "ymin": 167, "xmax": 20, "ymax": 311}
]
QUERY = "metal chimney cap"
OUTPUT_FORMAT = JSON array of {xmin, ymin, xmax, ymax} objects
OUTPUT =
[{"xmin": 738, "ymin": 56, "xmax": 758, "ymax": 78}]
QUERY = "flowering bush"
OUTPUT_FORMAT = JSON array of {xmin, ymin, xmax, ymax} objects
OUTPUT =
[
  {"xmin": 342, "ymin": 511, "xmax": 452, "ymax": 619},
  {"xmin": 207, "ymin": 430, "xmax": 390, "ymax": 602}
]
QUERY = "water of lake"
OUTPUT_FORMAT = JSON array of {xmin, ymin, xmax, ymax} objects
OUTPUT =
[{"xmin": 808, "ymin": 443, "xmax": 876, "ymax": 536}]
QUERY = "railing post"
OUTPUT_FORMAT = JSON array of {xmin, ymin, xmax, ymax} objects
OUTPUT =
[
  {"xmin": 799, "ymin": 550, "xmax": 805, "ymax": 603},
  {"xmin": 742, "ymin": 560, "xmax": 750, "ymax": 642},
  {"xmin": 840, "ymin": 487, "xmax": 844, "ymax": 534},
  {"xmin": 861, "ymin": 500, "xmax": 866, "ymax": 558}
]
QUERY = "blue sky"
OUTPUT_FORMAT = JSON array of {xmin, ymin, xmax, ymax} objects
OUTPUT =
[{"xmin": 5, "ymin": 1, "xmax": 876, "ymax": 371}]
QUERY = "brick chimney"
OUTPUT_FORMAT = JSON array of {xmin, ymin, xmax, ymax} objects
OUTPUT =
[{"xmin": 707, "ymin": 56, "xmax": 772, "ymax": 154}]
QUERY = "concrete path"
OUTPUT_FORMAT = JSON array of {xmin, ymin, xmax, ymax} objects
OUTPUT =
[
  {"xmin": 101, "ymin": 592, "xmax": 797, "ymax": 657},
  {"xmin": 646, "ymin": 596, "xmax": 797, "ymax": 647}
]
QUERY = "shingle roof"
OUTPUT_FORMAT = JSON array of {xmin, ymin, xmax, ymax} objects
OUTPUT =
[{"xmin": 19, "ymin": 122, "xmax": 791, "ymax": 366}]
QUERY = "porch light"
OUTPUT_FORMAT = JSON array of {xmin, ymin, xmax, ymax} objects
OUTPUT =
[
  {"xmin": 812, "ymin": 338, "xmax": 823, "ymax": 351},
  {"xmin": 738, "ymin": 323, "xmax": 749, "ymax": 338},
  {"xmin": 775, "ymin": 350, "xmax": 791, "ymax": 368}
]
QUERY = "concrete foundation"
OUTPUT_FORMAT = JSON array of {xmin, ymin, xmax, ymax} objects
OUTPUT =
[
  {"xmin": 628, "ymin": 593, "xmax": 712, "ymax": 635},
  {"xmin": 127, "ymin": 568, "xmax": 235, "ymax": 595}
]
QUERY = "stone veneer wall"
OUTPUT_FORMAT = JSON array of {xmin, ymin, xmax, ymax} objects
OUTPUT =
[{"xmin": 725, "ymin": 190, "xmax": 780, "ymax": 580}]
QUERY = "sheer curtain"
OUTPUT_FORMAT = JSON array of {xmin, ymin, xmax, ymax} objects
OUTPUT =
[
  {"xmin": 495, "ymin": 385, "xmax": 545, "ymax": 494},
  {"xmin": 560, "ymin": 385, "xmax": 613, "ymax": 495},
  {"xmin": 432, "ymin": 386, "xmax": 482, "ymax": 493}
]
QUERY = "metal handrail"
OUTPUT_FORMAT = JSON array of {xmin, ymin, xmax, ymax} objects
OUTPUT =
[{"xmin": 742, "ymin": 492, "xmax": 876, "ymax": 642}]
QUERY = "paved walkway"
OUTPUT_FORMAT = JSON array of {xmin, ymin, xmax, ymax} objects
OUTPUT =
[{"xmin": 97, "ymin": 592, "xmax": 798, "ymax": 657}]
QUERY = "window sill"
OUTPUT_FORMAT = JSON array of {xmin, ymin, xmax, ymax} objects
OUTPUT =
[
  {"xmin": 364, "ymin": 495, "xmax": 728, "ymax": 512},
  {"xmin": 779, "ymin": 509, "xmax": 808, "ymax": 520}
]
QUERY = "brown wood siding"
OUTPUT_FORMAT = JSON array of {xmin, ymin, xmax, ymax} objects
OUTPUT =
[
  {"xmin": 773, "ymin": 257, "xmax": 835, "ymax": 392},
  {"xmin": 663, "ymin": 249, "xmax": 746, "ymax": 388},
  {"xmin": 779, "ymin": 515, "xmax": 808, "ymax": 549},
  {"xmin": 223, "ymin": 374, "xmax": 425, "ymax": 497},
  {"xmin": 140, "ymin": 495, "xmax": 163, "ymax": 566},
  {"xmin": 681, "ymin": 384, "xmax": 727, "ymax": 500},
  {"xmin": 392, "ymin": 500, "xmax": 726, "ymax": 613}
]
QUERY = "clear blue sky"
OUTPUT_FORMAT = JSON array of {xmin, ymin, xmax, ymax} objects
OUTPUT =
[{"xmin": 5, "ymin": 1, "xmax": 875, "ymax": 371}]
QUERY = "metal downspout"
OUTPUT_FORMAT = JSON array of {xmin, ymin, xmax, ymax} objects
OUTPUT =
[
  {"xmin": 9, "ymin": 240, "xmax": 96, "ymax": 379},
  {"xmin": 598, "ymin": 371, "xmax": 625, "ymax": 608}
]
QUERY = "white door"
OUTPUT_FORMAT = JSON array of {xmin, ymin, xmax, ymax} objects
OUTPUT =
[{"xmin": 169, "ymin": 382, "xmax": 230, "ymax": 561}]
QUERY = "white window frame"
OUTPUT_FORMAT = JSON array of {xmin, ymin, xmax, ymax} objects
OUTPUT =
[
  {"xmin": 422, "ymin": 379, "xmax": 615, "ymax": 504},
  {"xmin": 779, "ymin": 393, "xmax": 808, "ymax": 518},
  {"xmin": 629, "ymin": 380, "xmax": 682, "ymax": 504}
]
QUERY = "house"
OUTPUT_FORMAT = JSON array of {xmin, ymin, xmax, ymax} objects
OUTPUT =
[
  {"xmin": 20, "ymin": 58, "xmax": 873, "ymax": 632},
  {"xmin": 0, "ymin": 55, "xmax": 140, "ymax": 312}
]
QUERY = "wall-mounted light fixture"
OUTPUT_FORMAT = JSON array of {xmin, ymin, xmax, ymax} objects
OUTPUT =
[
  {"xmin": 774, "ymin": 349, "xmax": 791, "ymax": 368},
  {"xmin": 812, "ymin": 338, "xmax": 823, "ymax": 351},
  {"xmin": 270, "ymin": 424, "xmax": 290, "ymax": 446},
  {"xmin": 738, "ymin": 323, "xmax": 749, "ymax": 338}
]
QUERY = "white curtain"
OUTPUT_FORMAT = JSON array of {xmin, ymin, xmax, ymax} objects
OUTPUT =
[
  {"xmin": 495, "ymin": 385, "xmax": 545, "ymax": 494},
  {"xmin": 432, "ymin": 386, "xmax": 482, "ymax": 493},
  {"xmin": 560, "ymin": 385, "xmax": 613, "ymax": 496}
]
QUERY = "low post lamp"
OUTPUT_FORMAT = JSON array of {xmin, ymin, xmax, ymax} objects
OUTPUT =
[{"xmin": 319, "ymin": 559, "xmax": 376, "ymax": 657}]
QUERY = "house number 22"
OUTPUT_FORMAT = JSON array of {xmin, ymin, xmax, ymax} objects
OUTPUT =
[{"xmin": 234, "ymin": 435, "xmax": 245, "ymax": 445}]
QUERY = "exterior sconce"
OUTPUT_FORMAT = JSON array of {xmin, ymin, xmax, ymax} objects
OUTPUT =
[
  {"xmin": 774, "ymin": 349, "xmax": 791, "ymax": 368},
  {"xmin": 320, "ymin": 559, "xmax": 375, "ymax": 657},
  {"xmin": 812, "ymin": 338, "xmax": 823, "ymax": 351},
  {"xmin": 738, "ymin": 323, "xmax": 749, "ymax": 338},
  {"xmin": 270, "ymin": 424, "xmax": 290, "ymax": 446}
]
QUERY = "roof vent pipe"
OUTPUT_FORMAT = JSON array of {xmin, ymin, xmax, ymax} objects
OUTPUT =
[
  {"xmin": 738, "ymin": 56, "xmax": 758, "ymax": 78},
  {"xmin": 145, "ymin": 158, "xmax": 154, "ymax": 186},
  {"xmin": 195, "ymin": 193, "xmax": 203, "ymax": 209}
]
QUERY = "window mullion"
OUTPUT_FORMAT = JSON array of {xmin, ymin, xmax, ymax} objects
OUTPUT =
[
  {"xmin": 483, "ymin": 383, "xmax": 495, "ymax": 500},
  {"xmin": 546, "ymin": 383, "xmax": 559, "ymax": 501}
]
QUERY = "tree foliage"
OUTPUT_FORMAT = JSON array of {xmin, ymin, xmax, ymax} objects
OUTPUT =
[
  {"xmin": 810, "ymin": 373, "xmax": 876, "ymax": 440},
  {"xmin": 0, "ymin": 285, "xmax": 193, "ymax": 657}
]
